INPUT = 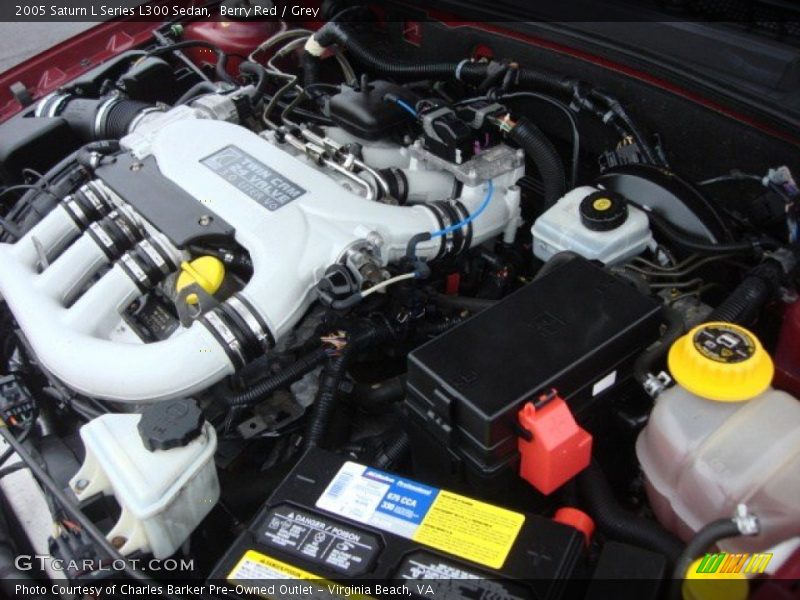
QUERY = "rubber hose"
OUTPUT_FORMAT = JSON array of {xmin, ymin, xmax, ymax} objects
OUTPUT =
[
  {"xmin": 227, "ymin": 346, "xmax": 330, "ymax": 408},
  {"xmin": 508, "ymin": 117, "xmax": 566, "ymax": 208},
  {"xmin": 633, "ymin": 306, "xmax": 686, "ymax": 384},
  {"xmin": 148, "ymin": 40, "xmax": 232, "ymax": 84},
  {"xmin": 303, "ymin": 352, "xmax": 349, "ymax": 451},
  {"xmin": 58, "ymin": 97, "xmax": 154, "ymax": 141},
  {"xmin": 577, "ymin": 460, "xmax": 684, "ymax": 563},
  {"xmin": 708, "ymin": 260, "xmax": 784, "ymax": 325},
  {"xmin": 175, "ymin": 81, "xmax": 218, "ymax": 105},
  {"xmin": 534, "ymin": 250, "xmax": 581, "ymax": 281},
  {"xmin": 414, "ymin": 316, "xmax": 465, "ymax": 337},
  {"xmin": 239, "ymin": 61, "xmax": 269, "ymax": 105},
  {"xmin": 373, "ymin": 429, "xmax": 410, "ymax": 469},
  {"xmin": 352, "ymin": 375, "xmax": 407, "ymax": 406},
  {"xmin": 303, "ymin": 322, "xmax": 395, "ymax": 450},
  {"xmin": 647, "ymin": 211, "xmax": 777, "ymax": 256},
  {"xmin": 303, "ymin": 53, "xmax": 323, "ymax": 88},
  {"xmin": 670, "ymin": 518, "xmax": 742, "ymax": 599},
  {"xmin": 102, "ymin": 99, "xmax": 153, "ymax": 139},
  {"xmin": 312, "ymin": 22, "xmax": 576, "ymax": 96},
  {"xmin": 76, "ymin": 139, "xmax": 121, "ymax": 169},
  {"xmin": 427, "ymin": 291, "xmax": 496, "ymax": 312},
  {"xmin": 313, "ymin": 22, "xmax": 473, "ymax": 81},
  {"xmin": 3, "ymin": 144, "xmax": 89, "ymax": 237},
  {"xmin": 0, "ymin": 463, "xmax": 26, "ymax": 479},
  {"xmin": 517, "ymin": 67, "xmax": 577, "ymax": 95}
]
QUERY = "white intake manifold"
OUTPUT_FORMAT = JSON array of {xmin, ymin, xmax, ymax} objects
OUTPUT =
[{"xmin": 0, "ymin": 117, "xmax": 522, "ymax": 402}]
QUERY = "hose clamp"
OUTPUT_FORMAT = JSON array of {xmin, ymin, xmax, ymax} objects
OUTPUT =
[
  {"xmin": 63, "ymin": 196, "xmax": 89, "ymax": 228},
  {"xmin": 227, "ymin": 295, "xmax": 273, "ymax": 353},
  {"xmin": 455, "ymin": 59, "xmax": 470, "ymax": 82},
  {"xmin": 119, "ymin": 253, "xmax": 150, "ymax": 288},
  {"xmin": 93, "ymin": 96, "xmax": 123, "ymax": 139},
  {"xmin": 202, "ymin": 309, "xmax": 246, "ymax": 368},
  {"xmin": 35, "ymin": 92, "xmax": 71, "ymax": 118},
  {"xmin": 733, "ymin": 504, "xmax": 760, "ymax": 536}
]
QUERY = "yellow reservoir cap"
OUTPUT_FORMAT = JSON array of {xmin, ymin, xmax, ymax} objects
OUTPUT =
[
  {"xmin": 682, "ymin": 557, "xmax": 748, "ymax": 600},
  {"xmin": 668, "ymin": 321, "xmax": 774, "ymax": 402},
  {"xmin": 176, "ymin": 256, "xmax": 226, "ymax": 305},
  {"xmin": 592, "ymin": 197, "xmax": 612, "ymax": 211}
]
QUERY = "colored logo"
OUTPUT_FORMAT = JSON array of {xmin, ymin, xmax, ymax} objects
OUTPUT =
[{"xmin": 695, "ymin": 552, "xmax": 772, "ymax": 575}]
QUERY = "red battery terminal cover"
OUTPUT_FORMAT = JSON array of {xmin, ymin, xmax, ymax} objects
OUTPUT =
[{"xmin": 517, "ymin": 389, "xmax": 592, "ymax": 495}]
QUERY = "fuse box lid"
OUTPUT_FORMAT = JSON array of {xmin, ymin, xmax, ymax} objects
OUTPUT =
[{"xmin": 406, "ymin": 257, "xmax": 662, "ymax": 453}]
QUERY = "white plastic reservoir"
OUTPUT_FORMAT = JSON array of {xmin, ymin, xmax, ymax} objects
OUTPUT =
[
  {"xmin": 531, "ymin": 186, "xmax": 652, "ymax": 265},
  {"xmin": 70, "ymin": 412, "xmax": 219, "ymax": 559},
  {"xmin": 636, "ymin": 322, "xmax": 800, "ymax": 553}
]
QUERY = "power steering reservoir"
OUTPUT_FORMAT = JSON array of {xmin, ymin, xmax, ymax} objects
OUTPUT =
[{"xmin": 636, "ymin": 322, "xmax": 800, "ymax": 553}]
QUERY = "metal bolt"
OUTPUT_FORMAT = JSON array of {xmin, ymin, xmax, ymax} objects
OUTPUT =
[
  {"xmin": 129, "ymin": 162, "xmax": 143, "ymax": 172},
  {"xmin": 111, "ymin": 536, "xmax": 127, "ymax": 549},
  {"xmin": 74, "ymin": 479, "xmax": 89, "ymax": 491},
  {"xmin": 198, "ymin": 215, "xmax": 213, "ymax": 227},
  {"xmin": 366, "ymin": 231, "xmax": 384, "ymax": 248}
]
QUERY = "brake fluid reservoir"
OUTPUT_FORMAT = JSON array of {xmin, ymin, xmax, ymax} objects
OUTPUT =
[
  {"xmin": 69, "ymin": 399, "xmax": 219, "ymax": 559},
  {"xmin": 531, "ymin": 186, "xmax": 652, "ymax": 265},
  {"xmin": 636, "ymin": 322, "xmax": 800, "ymax": 553}
]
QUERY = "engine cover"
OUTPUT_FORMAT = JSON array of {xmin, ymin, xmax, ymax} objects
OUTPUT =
[{"xmin": 0, "ymin": 117, "xmax": 522, "ymax": 402}]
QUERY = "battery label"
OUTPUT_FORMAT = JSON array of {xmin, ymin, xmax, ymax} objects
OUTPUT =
[
  {"xmin": 395, "ymin": 551, "xmax": 529, "ymax": 600},
  {"xmin": 227, "ymin": 550, "xmax": 368, "ymax": 600},
  {"xmin": 316, "ymin": 462, "xmax": 525, "ymax": 569},
  {"xmin": 259, "ymin": 506, "xmax": 380, "ymax": 576}
]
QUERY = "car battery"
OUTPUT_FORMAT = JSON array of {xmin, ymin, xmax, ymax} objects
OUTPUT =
[
  {"xmin": 208, "ymin": 448, "xmax": 584, "ymax": 600},
  {"xmin": 404, "ymin": 256, "xmax": 663, "ymax": 493}
]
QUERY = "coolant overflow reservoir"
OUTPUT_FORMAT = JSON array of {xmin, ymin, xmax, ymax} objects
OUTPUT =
[
  {"xmin": 636, "ymin": 322, "xmax": 800, "ymax": 553},
  {"xmin": 69, "ymin": 400, "xmax": 219, "ymax": 559}
]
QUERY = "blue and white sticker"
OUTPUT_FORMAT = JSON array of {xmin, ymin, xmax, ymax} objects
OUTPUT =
[{"xmin": 316, "ymin": 462, "xmax": 438, "ymax": 538}]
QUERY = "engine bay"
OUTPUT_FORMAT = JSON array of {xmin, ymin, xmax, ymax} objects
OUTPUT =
[{"xmin": 0, "ymin": 7, "xmax": 799, "ymax": 600}]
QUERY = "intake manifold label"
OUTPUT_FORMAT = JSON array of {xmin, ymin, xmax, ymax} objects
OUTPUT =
[{"xmin": 201, "ymin": 145, "xmax": 306, "ymax": 211}]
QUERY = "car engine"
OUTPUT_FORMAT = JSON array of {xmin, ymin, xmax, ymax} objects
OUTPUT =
[{"xmin": 0, "ymin": 8, "xmax": 799, "ymax": 600}]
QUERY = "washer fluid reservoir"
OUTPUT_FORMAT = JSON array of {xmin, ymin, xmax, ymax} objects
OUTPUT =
[
  {"xmin": 69, "ymin": 399, "xmax": 219, "ymax": 559},
  {"xmin": 636, "ymin": 322, "xmax": 800, "ymax": 553}
]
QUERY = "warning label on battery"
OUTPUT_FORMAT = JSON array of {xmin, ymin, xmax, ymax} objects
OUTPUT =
[
  {"xmin": 259, "ymin": 505, "xmax": 380, "ymax": 576},
  {"xmin": 316, "ymin": 462, "xmax": 525, "ymax": 569},
  {"xmin": 227, "ymin": 550, "xmax": 369, "ymax": 600},
  {"xmin": 395, "ymin": 551, "xmax": 529, "ymax": 600}
]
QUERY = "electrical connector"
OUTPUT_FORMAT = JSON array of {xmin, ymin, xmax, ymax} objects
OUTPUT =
[
  {"xmin": 48, "ymin": 524, "xmax": 112, "ymax": 580},
  {"xmin": 0, "ymin": 375, "xmax": 35, "ymax": 431}
]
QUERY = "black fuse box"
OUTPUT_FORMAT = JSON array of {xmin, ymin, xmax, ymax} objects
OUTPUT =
[
  {"xmin": 404, "ymin": 256, "xmax": 663, "ymax": 492},
  {"xmin": 208, "ymin": 448, "xmax": 584, "ymax": 600}
]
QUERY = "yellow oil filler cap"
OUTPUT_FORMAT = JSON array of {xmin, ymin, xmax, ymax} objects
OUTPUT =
[
  {"xmin": 668, "ymin": 321, "xmax": 773, "ymax": 402},
  {"xmin": 176, "ymin": 256, "xmax": 226, "ymax": 305},
  {"xmin": 682, "ymin": 557, "xmax": 749, "ymax": 600}
]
